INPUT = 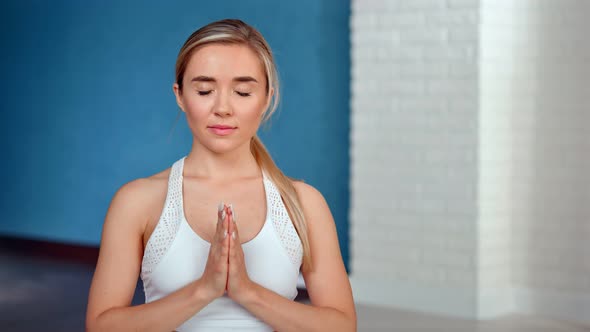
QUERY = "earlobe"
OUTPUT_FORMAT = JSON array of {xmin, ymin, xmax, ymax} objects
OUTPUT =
[{"xmin": 173, "ymin": 83, "xmax": 186, "ymax": 113}]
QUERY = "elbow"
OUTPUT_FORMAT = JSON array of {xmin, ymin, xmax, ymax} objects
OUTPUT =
[
  {"xmin": 316, "ymin": 308, "xmax": 356, "ymax": 332},
  {"xmin": 349, "ymin": 316, "xmax": 358, "ymax": 332},
  {"xmin": 337, "ymin": 309, "xmax": 357, "ymax": 332},
  {"xmin": 86, "ymin": 316, "xmax": 100, "ymax": 332},
  {"xmin": 342, "ymin": 314, "xmax": 357, "ymax": 332},
  {"xmin": 86, "ymin": 310, "xmax": 108, "ymax": 332},
  {"xmin": 85, "ymin": 320, "xmax": 97, "ymax": 332}
]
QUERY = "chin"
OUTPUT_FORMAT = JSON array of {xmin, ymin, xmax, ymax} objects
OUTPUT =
[{"xmin": 203, "ymin": 139, "xmax": 246, "ymax": 154}]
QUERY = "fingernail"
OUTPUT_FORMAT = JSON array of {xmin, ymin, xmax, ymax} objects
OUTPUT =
[
  {"xmin": 218, "ymin": 202, "xmax": 225, "ymax": 223},
  {"xmin": 231, "ymin": 231, "xmax": 236, "ymax": 240},
  {"xmin": 224, "ymin": 230, "xmax": 227, "ymax": 239},
  {"xmin": 221, "ymin": 209, "xmax": 226, "ymax": 220}
]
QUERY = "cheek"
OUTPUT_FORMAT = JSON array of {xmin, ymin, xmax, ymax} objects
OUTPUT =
[
  {"xmin": 239, "ymin": 100, "xmax": 265, "ymax": 127},
  {"xmin": 184, "ymin": 96, "xmax": 213, "ymax": 120}
]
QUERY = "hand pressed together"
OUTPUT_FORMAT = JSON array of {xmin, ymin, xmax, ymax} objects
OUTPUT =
[
  {"xmin": 197, "ymin": 203, "xmax": 255, "ymax": 304},
  {"xmin": 197, "ymin": 203, "xmax": 230, "ymax": 301},
  {"xmin": 225, "ymin": 204, "xmax": 255, "ymax": 303}
]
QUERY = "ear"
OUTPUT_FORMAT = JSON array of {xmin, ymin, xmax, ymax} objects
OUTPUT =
[
  {"xmin": 264, "ymin": 87, "xmax": 274, "ymax": 112},
  {"xmin": 173, "ymin": 83, "xmax": 186, "ymax": 113}
]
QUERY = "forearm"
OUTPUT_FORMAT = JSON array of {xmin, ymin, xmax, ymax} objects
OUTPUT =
[
  {"xmin": 87, "ymin": 279, "xmax": 212, "ymax": 332},
  {"xmin": 240, "ymin": 284, "xmax": 355, "ymax": 332}
]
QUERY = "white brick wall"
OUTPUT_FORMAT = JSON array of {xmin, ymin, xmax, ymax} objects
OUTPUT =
[
  {"xmin": 479, "ymin": 0, "xmax": 590, "ymax": 324},
  {"xmin": 351, "ymin": 0, "xmax": 590, "ymax": 325},
  {"xmin": 350, "ymin": 0, "xmax": 480, "ymax": 318}
]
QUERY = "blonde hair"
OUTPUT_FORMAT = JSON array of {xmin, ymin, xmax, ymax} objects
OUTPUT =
[{"xmin": 175, "ymin": 19, "xmax": 312, "ymax": 271}]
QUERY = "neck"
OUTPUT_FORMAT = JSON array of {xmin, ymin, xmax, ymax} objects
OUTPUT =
[{"xmin": 184, "ymin": 138, "xmax": 260, "ymax": 180}]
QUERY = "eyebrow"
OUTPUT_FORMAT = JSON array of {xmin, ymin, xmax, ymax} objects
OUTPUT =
[
  {"xmin": 190, "ymin": 76, "xmax": 258, "ymax": 83},
  {"xmin": 234, "ymin": 76, "xmax": 258, "ymax": 83}
]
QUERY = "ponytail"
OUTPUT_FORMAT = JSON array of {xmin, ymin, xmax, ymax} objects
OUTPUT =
[{"xmin": 251, "ymin": 136, "xmax": 312, "ymax": 272}]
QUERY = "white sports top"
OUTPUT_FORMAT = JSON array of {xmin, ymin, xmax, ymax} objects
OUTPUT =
[{"xmin": 140, "ymin": 156, "xmax": 303, "ymax": 331}]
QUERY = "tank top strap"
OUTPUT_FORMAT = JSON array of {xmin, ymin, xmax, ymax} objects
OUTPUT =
[
  {"xmin": 263, "ymin": 174, "xmax": 304, "ymax": 269},
  {"xmin": 141, "ymin": 156, "xmax": 186, "ymax": 276}
]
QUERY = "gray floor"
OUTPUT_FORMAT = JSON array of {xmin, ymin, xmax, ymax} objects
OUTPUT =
[
  {"xmin": 1, "ymin": 250, "xmax": 588, "ymax": 332},
  {"xmin": 355, "ymin": 304, "xmax": 590, "ymax": 331}
]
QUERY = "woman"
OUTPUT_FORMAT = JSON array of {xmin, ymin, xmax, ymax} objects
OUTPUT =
[{"xmin": 86, "ymin": 19, "xmax": 356, "ymax": 331}]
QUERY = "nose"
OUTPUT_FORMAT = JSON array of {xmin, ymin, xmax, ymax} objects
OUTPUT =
[{"xmin": 214, "ymin": 90, "xmax": 233, "ymax": 117}]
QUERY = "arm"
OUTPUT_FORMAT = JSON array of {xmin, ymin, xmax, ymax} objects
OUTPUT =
[
  {"xmin": 88, "ymin": 280, "xmax": 212, "ymax": 332},
  {"xmin": 239, "ymin": 284, "xmax": 354, "ymax": 332},
  {"xmin": 86, "ymin": 179, "xmax": 230, "ymax": 332},
  {"xmin": 227, "ymin": 182, "xmax": 356, "ymax": 331}
]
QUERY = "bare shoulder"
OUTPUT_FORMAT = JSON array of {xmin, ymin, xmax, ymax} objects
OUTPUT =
[
  {"xmin": 113, "ymin": 168, "xmax": 169, "ymax": 207},
  {"xmin": 106, "ymin": 167, "xmax": 171, "ymax": 232},
  {"xmin": 291, "ymin": 180, "xmax": 325, "ymax": 202},
  {"xmin": 290, "ymin": 180, "xmax": 332, "ymax": 225}
]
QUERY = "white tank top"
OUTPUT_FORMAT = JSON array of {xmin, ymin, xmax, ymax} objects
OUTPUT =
[{"xmin": 140, "ymin": 156, "xmax": 303, "ymax": 331}]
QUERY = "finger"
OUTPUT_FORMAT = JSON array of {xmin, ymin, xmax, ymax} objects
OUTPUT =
[
  {"xmin": 227, "ymin": 207, "xmax": 234, "ymax": 236},
  {"xmin": 228, "ymin": 203, "xmax": 237, "ymax": 224},
  {"xmin": 227, "ymin": 204, "xmax": 238, "ymax": 241},
  {"xmin": 216, "ymin": 203, "xmax": 228, "ymax": 243},
  {"xmin": 229, "ymin": 218, "xmax": 241, "ymax": 258},
  {"xmin": 216, "ymin": 202, "xmax": 225, "ymax": 227},
  {"xmin": 225, "ymin": 206, "xmax": 231, "ymax": 237},
  {"xmin": 222, "ymin": 206, "xmax": 231, "ymax": 261},
  {"xmin": 213, "ymin": 206, "xmax": 229, "ymax": 261},
  {"xmin": 233, "ymin": 216, "xmax": 242, "ymax": 248}
]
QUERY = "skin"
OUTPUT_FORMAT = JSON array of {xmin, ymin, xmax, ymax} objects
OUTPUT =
[{"xmin": 86, "ymin": 44, "xmax": 356, "ymax": 331}]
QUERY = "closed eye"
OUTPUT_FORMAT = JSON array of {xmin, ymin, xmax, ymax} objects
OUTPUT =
[
  {"xmin": 236, "ymin": 91, "xmax": 251, "ymax": 97},
  {"xmin": 198, "ymin": 90, "xmax": 212, "ymax": 96}
]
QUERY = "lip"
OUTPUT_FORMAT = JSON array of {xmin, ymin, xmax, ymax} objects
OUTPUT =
[
  {"xmin": 207, "ymin": 125, "xmax": 237, "ymax": 136},
  {"xmin": 208, "ymin": 125, "xmax": 236, "ymax": 129}
]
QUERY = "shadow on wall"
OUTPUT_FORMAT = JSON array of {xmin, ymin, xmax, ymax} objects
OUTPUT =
[{"xmin": 520, "ymin": 2, "xmax": 590, "ymax": 319}]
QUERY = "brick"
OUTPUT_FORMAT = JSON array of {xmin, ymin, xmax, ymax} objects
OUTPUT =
[
  {"xmin": 426, "ymin": 11, "xmax": 478, "ymax": 25},
  {"xmin": 447, "ymin": 0, "xmax": 479, "ymax": 9},
  {"xmin": 399, "ymin": 27, "xmax": 447, "ymax": 43},
  {"xmin": 397, "ymin": 0, "xmax": 446, "ymax": 11},
  {"xmin": 352, "ymin": 0, "xmax": 589, "ymax": 322}
]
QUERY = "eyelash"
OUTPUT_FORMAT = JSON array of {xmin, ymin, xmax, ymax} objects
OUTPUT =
[{"xmin": 197, "ymin": 90, "xmax": 251, "ymax": 97}]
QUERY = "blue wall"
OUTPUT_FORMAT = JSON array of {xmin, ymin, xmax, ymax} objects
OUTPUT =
[{"xmin": 0, "ymin": 1, "xmax": 350, "ymax": 268}]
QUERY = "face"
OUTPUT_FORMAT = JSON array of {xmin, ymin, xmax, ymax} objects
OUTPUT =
[{"xmin": 173, "ymin": 44, "xmax": 271, "ymax": 154}]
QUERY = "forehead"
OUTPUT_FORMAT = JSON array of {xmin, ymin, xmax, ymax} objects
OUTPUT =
[{"xmin": 185, "ymin": 44, "xmax": 265, "ymax": 80}]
